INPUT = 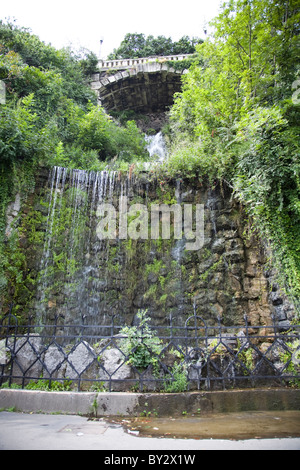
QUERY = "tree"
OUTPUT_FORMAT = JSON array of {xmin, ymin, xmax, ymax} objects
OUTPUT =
[
  {"xmin": 80, "ymin": 51, "xmax": 99, "ymax": 76},
  {"xmin": 168, "ymin": 0, "xmax": 300, "ymax": 304},
  {"xmin": 0, "ymin": 20, "xmax": 149, "ymax": 169},
  {"xmin": 108, "ymin": 33, "xmax": 202, "ymax": 59}
]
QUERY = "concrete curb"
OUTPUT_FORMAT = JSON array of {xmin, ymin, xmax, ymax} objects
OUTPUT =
[{"xmin": 0, "ymin": 388, "xmax": 299, "ymax": 417}]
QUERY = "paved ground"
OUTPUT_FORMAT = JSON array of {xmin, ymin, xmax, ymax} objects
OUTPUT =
[{"xmin": 0, "ymin": 411, "xmax": 300, "ymax": 451}]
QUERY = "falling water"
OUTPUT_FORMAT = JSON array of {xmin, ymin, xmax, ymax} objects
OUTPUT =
[
  {"xmin": 36, "ymin": 166, "xmax": 68, "ymax": 323},
  {"xmin": 206, "ymin": 188, "xmax": 218, "ymax": 237},
  {"xmin": 34, "ymin": 166, "xmax": 191, "ymax": 333},
  {"xmin": 145, "ymin": 132, "xmax": 167, "ymax": 161},
  {"xmin": 171, "ymin": 179, "xmax": 186, "ymax": 325},
  {"xmin": 35, "ymin": 167, "xmax": 123, "ymax": 330}
]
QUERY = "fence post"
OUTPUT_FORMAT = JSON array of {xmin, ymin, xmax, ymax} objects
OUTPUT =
[{"xmin": 7, "ymin": 305, "xmax": 18, "ymax": 388}]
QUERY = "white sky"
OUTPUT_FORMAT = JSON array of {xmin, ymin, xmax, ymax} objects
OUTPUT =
[{"xmin": 1, "ymin": 0, "xmax": 223, "ymax": 58}]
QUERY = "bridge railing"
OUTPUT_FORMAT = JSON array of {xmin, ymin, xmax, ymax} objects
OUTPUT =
[{"xmin": 98, "ymin": 54, "xmax": 193, "ymax": 71}]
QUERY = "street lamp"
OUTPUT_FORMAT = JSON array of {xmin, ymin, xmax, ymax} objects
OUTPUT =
[{"xmin": 99, "ymin": 37, "xmax": 104, "ymax": 60}]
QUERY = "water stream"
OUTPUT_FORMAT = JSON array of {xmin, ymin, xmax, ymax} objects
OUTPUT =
[
  {"xmin": 35, "ymin": 167, "xmax": 124, "ymax": 330},
  {"xmin": 35, "ymin": 166, "xmax": 189, "ymax": 332},
  {"xmin": 145, "ymin": 132, "xmax": 167, "ymax": 161},
  {"xmin": 32, "ymin": 164, "xmax": 239, "ymax": 334}
]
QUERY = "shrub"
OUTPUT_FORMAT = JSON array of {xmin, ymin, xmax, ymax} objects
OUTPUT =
[{"xmin": 119, "ymin": 309, "xmax": 163, "ymax": 370}]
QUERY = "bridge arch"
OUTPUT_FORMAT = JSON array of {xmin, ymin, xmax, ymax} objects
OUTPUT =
[{"xmin": 90, "ymin": 56, "xmax": 189, "ymax": 114}]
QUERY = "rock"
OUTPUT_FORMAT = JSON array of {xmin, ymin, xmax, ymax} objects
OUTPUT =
[
  {"xmin": 277, "ymin": 320, "xmax": 291, "ymax": 331},
  {"xmin": 99, "ymin": 348, "xmax": 132, "ymax": 391},
  {"xmin": 65, "ymin": 341, "xmax": 96, "ymax": 379},
  {"xmin": 224, "ymin": 249, "xmax": 245, "ymax": 263},
  {"xmin": 225, "ymin": 238, "xmax": 244, "ymax": 251},
  {"xmin": 211, "ymin": 238, "xmax": 225, "ymax": 253},
  {"xmin": 219, "ymin": 333, "xmax": 237, "ymax": 349},
  {"xmin": 0, "ymin": 340, "xmax": 7, "ymax": 365},
  {"xmin": 269, "ymin": 291, "xmax": 283, "ymax": 306},
  {"xmin": 222, "ymin": 229, "xmax": 239, "ymax": 239},
  {"xmin": 147, "ymin": 272, "xmax": 158, "ymax": 284},
  {"xmin": 216, "ymin": 214, "xmax": 235, "ymax": 231},
  {"xmin": 11, "ymin": 334, "xmax": 44, "ymax": 384},
  {"xmin": 194, "ymin": 290, "xmax": 217, "ymax": 306},
  {"xmin": 188, "ymin": 360, "xmax": 203, "ymax": 383},
  {"xmin": 43, "ymin": 344, "xmax": 66, "ymax": 379},
  {"xmin": 236, "ymin": 330, "xmax": 249, "ymax": 348},
  {"xmin": 198, "ymin": 254, "xmax": 220, "ymax": 275}
]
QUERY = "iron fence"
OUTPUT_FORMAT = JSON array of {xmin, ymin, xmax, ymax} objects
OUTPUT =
[{"xmin": 1, "ymin": 307, "xmax": 300, "ymax": 392}]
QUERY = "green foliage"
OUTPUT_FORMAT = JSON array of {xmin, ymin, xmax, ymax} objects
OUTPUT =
[
  {"xmin": 167, "ymin": 0, "xmax": 300, "ymax": 310},
  {"xmin": 145, "ymin": 259, "xmax": 165, "ymax": 276},
  {"xmin": 236, "ymin": 340, "xmax": 255, "ymax": 376},
  {"xmin": 0, "ymin": 382, "xmax": 21, "ymax": 390},
  {"xmin": 233, "ymin": 107, "xmax": 300, "ymax": 300},
  {"xmin": 278, "ymin": 339, "xmax": 300, "ymax": 387},
  {"xmin": 0, "ymin": 378, "xmax": 73, "ymax": 391},
  {"xmin": 163, "ymin": 363, "xmax": 188, "ymax": 393},
  {"xmin": 0, "ymin": 20, "xmax": 149, "ymax": 304},
  {"xmin": 0, "ymin": 159, "xmax": 38, "ymax": 308},
  {"xmin": 79, "ymin": 51, "xmax": 99, "ymax": 76},
  {"xmin": 0, "ymin": 94, "xmax": 52, "ymax": 163},
  {"xmin": 25, "ymin": 379, "xmax": 73, "ymax": 391},
  {"xmin": 166, "ymin": 55, "xmax": 198, "ymax": 72},
  {"xmin": 0, "ymin": 19, "xmax": 148, "ymax": 170},
  {"xmin": 108, "ymin": 33, "xmax": 203, "ymax": 59},
  {"xmin": 119, "ymin": 309, "xmax": 163, "ymax": 370}
]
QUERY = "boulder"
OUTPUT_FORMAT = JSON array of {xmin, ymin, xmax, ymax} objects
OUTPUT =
[
  {"xmin": 99, "ymin": 348, "xmax": 133, "ymax": 391},
  {"xmin": 11, "ymin": 334, "xmax": 43, "ymax": 384},
  {"xmin": 43, "ymin": 344, "xmax": 66, "ymax": 379},
  {"xmin": 65, "ymin": 341, "xmax": 96, "ymax": 379}
]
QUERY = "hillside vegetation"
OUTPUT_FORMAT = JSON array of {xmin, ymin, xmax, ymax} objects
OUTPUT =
[
  {"xmin": 0, "ymin": 0, "xmax": 299, "ymax": 310},
  {"xmin": 0, "ymin": 19, "xmax": 148, "ymax": 297},
  {"xmin": 163, "ymin": 0, "xmax": 299, "ymax": 306}
]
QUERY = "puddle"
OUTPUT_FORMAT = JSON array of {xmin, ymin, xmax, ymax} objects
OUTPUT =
[{"xmin": 108, "ymin": 411, "xmax": 300, "ymax": 440}]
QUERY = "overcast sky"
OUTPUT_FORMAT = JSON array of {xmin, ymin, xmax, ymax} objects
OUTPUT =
[{"xmin": 1, "ymin": 0, "xmax": 223, "ymax": 58}]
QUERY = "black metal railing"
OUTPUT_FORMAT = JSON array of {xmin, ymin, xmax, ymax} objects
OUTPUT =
[{"xmin": 1, "ymin": 308, "xmax": 300, "ymax": 392}]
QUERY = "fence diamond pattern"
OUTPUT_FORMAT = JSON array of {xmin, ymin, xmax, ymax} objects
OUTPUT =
[{"xmin": 1, "ymin": 308, "xmax": 299, "ymax": 392}]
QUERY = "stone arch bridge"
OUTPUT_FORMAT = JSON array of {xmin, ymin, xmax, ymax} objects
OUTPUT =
[{"xmin": 90, "ymin": 55, "xmax": 191, "ymax": 114}]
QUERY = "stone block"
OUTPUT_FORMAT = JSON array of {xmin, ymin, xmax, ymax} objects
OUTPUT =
[
  {"xmin": 225, "ymin": 238, "xmax": 244, "ymax": 252},
  {"xmin": 211, "ymin": 238, "xmax": 225, "ymax": 253},
  {"xmin": 216, "ymin": 214, "xmax": 236, "ymax": 231},
  {"xmin": 11, "ymin": 334, "xmax": 44, "ymax": 384},
  {"xmin": 65, "ymin": 341, "xmax": 96, "ymax": 379},
  {"xmin": 43, "ymin": 344, "xmax": 66, "ymax": 379},
  {"xmin": 0, "ymin": 339, "xmax": 7, "ymax": 365},
  {"xmin": 225, "ymin": 249, "xmax": 245, "ymax": 263},
  {"xmin": 98, "ymin": 348, "xmax": 133, "ymax": 391}
]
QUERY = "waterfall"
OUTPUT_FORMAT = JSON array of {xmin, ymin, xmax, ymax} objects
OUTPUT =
[
  {"xmin": 36, "ymin": 166, "xmax": 68, "ymax": 324},
  {"xmin": 9, "ymin": 161, "xmax": 285, "ymax": 349},
  {"xmin": 35, "ymin": 167, "xmax": 122, "ymax": 330},
  {"xmin": 145, "ymin": 131, "xmax": 167, "ymax": 161},
  {"xmin": 171, "ymin": 179, "xmax": 186, "ymax": 325},
  {"xmin": 34, "ymin": 166, "xmax": 193, "ymax": 332}
]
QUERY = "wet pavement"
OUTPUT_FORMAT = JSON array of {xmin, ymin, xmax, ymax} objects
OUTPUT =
[
  {"xmin": 0, "ymin": 410, "xmax": 300, "ymax": 450},
  {"xmin": 109, "ymin": 410, "xmax": 300, "ymax": 440}
]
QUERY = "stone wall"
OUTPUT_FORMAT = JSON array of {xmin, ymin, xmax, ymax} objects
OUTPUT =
[
  {"xmin": 91, "ymin": 62, "xmax": 185, "ymax": 113},
  {"xmin": 3, "ymin": 167, "xmax": 295, "ymax": 331}
]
